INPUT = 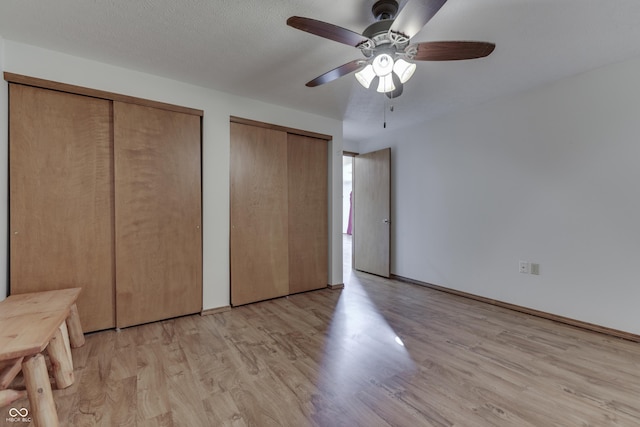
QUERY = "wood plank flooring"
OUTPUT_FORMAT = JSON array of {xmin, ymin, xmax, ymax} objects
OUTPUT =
[{"xmin": 6, "ymin": 265, "xmax": 640, "ymax": 425}]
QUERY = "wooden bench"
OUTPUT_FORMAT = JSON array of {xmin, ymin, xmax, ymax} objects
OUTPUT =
[{"xmin": 0, "ymin": 288, "xmax": 85, "ymax": 427}]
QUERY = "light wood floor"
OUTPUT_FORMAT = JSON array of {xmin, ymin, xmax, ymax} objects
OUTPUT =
[{"xmin": 7, "ymin": 249, "xmax": 640, "ymax": 426}]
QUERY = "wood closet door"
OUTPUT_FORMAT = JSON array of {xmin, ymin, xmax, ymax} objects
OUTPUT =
[
  {"xmin": 230, "ymin": 122, "xmax": 289, "ymax": 306},
  {"xmin": 114, "ymin": 102, "xmax": 202, "ymax": 328},
  {"xmin": 9, "ymin": 84, "xmax": 115, "ymax": 332},
  {"xmin": 288, "ymin": 134, "xmax": 328, "ymax": 293}
]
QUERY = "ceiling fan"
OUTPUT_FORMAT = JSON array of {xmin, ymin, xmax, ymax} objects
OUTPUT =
[{"xmin": 287, "ymin": 0, "xmax": 495, "ymax": 98}]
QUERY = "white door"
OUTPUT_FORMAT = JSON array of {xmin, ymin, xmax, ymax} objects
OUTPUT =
[{"xmin": 354, "ymin": 148, "xmax": 391, "ymax": 277}]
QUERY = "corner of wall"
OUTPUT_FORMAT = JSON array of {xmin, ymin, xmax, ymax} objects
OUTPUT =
[
  {"xmin": 0, "ymin": 35, "xmax": 8, "ymax": 300},
  {"xmin": 328, "ymin": 135, "xmax": 344, "ymax": 286},
  {"xmin": 343, "ymin": 138, "xmax": 360, "ymax": 154}
]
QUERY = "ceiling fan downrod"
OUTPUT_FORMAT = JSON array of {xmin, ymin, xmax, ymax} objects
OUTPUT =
[{"xmin": 372, "ymin": 0, "xmax": 399, "ymax": 21}]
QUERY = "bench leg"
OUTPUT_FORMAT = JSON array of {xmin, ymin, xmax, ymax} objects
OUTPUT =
[
  {"xmin": 0, "ymin": 356, "xmax": 24, "ymax": 389},
  {"xmin": 66, "ymin": 303, "xmax": 85, "ymax": 348},
  {"xmin": 47, "ymin": 322, "xmax": 74, "ymax": 389},
  {"xmin": 22, "ymin": 354, "xmax": 60, "ymax": 427}
]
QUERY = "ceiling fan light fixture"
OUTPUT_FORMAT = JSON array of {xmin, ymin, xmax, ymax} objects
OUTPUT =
[
  {"xmin": 372, "ymin": 53, "xmax": 394, "ymax": 77},
  {"xmin": 355, "ymin": 64, "xmax": 376, "ymax": 89},
  {"xmin": 393, "ymin": 58, "xmax": 416, "ymax": 84},
  {"xmin": 377, "ymin": 74, "xmax": 396, "ymax": 93},
  {"xmin": 287, "ymin": 1, "xmax": 496, "ymax": 99}
]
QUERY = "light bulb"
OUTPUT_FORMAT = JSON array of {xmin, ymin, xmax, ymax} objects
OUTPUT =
[{"xmin": 372, "ymin": 53, "xmax": 394, "ymax": 77}]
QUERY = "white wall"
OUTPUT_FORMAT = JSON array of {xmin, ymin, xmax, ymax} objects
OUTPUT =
[
  {"xmin": 343, "ymin": 139, "xmax": 360, "ymax": 153},
  {"xmin": 363, "ymin": 56, "xmax": 640, "ymax": 335},
  {"xmin": 0, "ymin": 40, "xmax": 344, "ymax": 307}
]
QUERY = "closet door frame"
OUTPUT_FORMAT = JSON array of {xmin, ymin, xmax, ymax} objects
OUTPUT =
[{"xmin": 4, "ymin": 73, "xmax": 203, "ymax": 117}]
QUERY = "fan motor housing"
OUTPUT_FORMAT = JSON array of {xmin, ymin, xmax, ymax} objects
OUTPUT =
[{"xmin": 362, "ymin": 19, "xmax": 393, "ymax": 39}]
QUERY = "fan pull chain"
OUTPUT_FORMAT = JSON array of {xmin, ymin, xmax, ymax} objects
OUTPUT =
[
  {"xmin": 383, "ymin": 97, "xmax": 387, "ymax": 129},
  {"xmin": 383, "ymin": 97, "xmax": 395, "ymax": 129}
]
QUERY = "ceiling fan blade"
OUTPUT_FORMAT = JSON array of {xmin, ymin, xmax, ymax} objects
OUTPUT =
[
  {"xmin": 390, "ymin": 0, "xmax": 448, "ymax": 39},
  {"xmin": 411, "ymin": 41, "xmax": 495, "ymax": 61},
  {"xmin": 287, "ymin": 16, "xmax": 370, "ymax": 47},
  {"xmin": 305, "ymin": 60, "xmax": 363, "ymax": 87}
]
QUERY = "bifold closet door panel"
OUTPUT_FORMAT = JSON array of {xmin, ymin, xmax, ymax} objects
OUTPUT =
[
  {"xmin": 9, "ymin": 84, "xmax": 115, "ymax": 332},
  {"xmin": 114, "ymin": 101, "xmax": 202, "ymax": 328},
  {"xmin": 287, "ymin": 134, "xmax": 328, "ymax": 294},
  {"xmin": 230, "ymin": 122, "xmax": 289, "ymax": 306}
]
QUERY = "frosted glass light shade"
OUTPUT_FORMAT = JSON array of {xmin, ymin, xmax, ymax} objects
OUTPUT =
[
  {"xmin": 393, "ymin": 58, "xmax": 416, "ymax": 84},
  {"xmin": 372, "ymin": 53, "xmax": 394, "ymax": 77},
  {"xmin": 377, "ymin": 74, "xmax": 396, "ymax": 93},
  {"xmin": 355, "ymin": 64, "xmax": 376, "ymax": 89}
]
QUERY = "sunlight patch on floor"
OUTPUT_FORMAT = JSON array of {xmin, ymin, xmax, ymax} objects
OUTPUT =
[{"xmin": 318, "ymin": 271, "xmax": 416, "ymax": 398}]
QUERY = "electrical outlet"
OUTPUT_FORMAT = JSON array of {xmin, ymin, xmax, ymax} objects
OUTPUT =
[
  {"xmin": 530, "ymin": 263, "xmax": 540, "ymax": 275},
  {"xmin": 519, "ymin": 261, "xmax": 529, "ymax": 274}
]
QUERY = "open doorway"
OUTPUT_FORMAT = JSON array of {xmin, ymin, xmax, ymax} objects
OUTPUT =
[
  {"xmin": 345, "ymin": 148, "xmax": 391, "ymax": 279},
  {"xmin": 343, "ymin": 153, "xmax": 356, "ymax": 272}
]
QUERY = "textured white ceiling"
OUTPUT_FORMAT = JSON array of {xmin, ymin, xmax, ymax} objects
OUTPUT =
[{"xmin": 2, "ymin": 0, "xmax": 640, "ymax": 143}]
